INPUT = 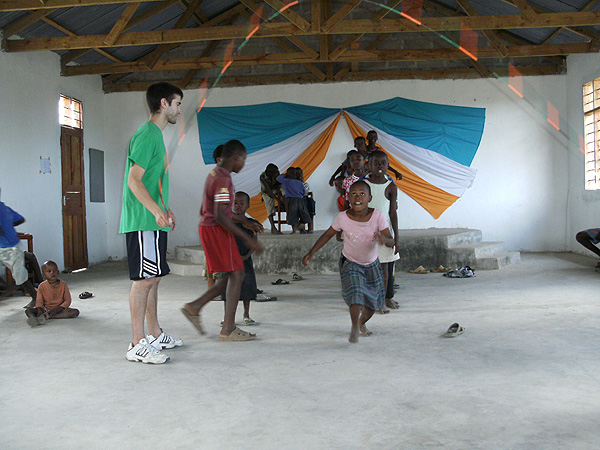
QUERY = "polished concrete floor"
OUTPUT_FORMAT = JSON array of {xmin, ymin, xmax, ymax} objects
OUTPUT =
[{"xmin": 1, "ymin": 252, "xmax": 599, "ymax": 450}]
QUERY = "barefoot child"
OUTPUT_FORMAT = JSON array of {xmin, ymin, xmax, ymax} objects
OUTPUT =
[
  {"xmin": 25, "ymin": 260, "xmax": 79, "ymax": 327},
  {"xmin": 364, "ymin": 150, "xmax": 401, "ymax": 313},
  {"xmin": 220, "ymin": 191, "xmax": 259, "ymax": 325},
  {"xmin": 302, "ymin": 181, "xmax": 394, "ymax": 343}
]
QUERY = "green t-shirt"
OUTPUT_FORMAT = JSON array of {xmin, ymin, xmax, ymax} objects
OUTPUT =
[{"xmin": 120, "ymin": 122, "xmax": 169, "ymax": 233}]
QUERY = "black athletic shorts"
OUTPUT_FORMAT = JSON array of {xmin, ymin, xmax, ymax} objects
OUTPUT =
[{"xmin": 126, "ymin": 230, "xmax": 170, "ymax": 281}]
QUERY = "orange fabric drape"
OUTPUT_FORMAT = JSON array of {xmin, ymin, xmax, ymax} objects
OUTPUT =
[
  {"xmin": 343, "ymin": 111, "xmax": 459, "ymax": 219},
  {"xmin": 247, "ymin": 112, "xmax": 343, "ymax": 223}
]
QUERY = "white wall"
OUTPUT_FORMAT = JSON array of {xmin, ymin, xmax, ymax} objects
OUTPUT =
[
  {"xmin": 103, "ymin": 75, "xmax": 570, "ymax": 255},
  {"xmin": 566, "ymin": 53, "xmax": 600, "ymax": 254},
  {"xmin": 2, "ymin": 46, "xmax": 577, "ymax": 266},
  {"xmin": 0, "ymin": 49, "xmax": 106, "ymax": 268}
]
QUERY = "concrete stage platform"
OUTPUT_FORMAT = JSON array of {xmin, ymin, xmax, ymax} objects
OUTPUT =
[{"xmin": 170, "ymin": 228, "xmax": 520, "ymax": 276}]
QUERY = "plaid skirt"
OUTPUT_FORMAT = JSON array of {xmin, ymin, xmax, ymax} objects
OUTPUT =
[{"xmin": 339, "ymin": 255, "xmax": 384, "ymax": 310}]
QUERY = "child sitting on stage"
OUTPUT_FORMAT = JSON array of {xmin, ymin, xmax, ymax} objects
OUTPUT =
[
  {"xmin": 220, "ymin": 191, "xmax": 260, "ymax": 325},
  {"xmin": 25, "ymin": 260, "xmax": 79, "ymax": 327},
  {"xmin": 277, "ymin": 167, "xmax": 311, "ymax": 234},
  {"xmin": 302, "ymin": 180, "xmax": 394, "ymax": 343}
]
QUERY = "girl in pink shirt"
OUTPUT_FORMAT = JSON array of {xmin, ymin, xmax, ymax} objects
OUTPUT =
[{"xmin": 303, "ymin": 180, "xmax": 394, "ymax": 343}]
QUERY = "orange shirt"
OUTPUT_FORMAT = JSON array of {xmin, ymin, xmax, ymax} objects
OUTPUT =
[{"xmin": 35, "ymin": 280, "xmax": 72, "ymax": 310}]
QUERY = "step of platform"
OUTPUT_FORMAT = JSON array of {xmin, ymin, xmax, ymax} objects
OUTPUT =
[
  {"xmin": 168, "ymin": 228, "xmax": 520, "ymax": 275},
  {"xmin": 168, "ymin": 260, "xmax": 204, "ymax": 277}
]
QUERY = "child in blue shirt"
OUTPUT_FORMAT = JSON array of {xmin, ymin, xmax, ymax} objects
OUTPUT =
[
  {"xmin": 277, "ymin": 167, "xmax": 311, "ymax": 234},
  {"xmin": 0, "ymin": 190, "xmax": 37, "ymax": 302}
]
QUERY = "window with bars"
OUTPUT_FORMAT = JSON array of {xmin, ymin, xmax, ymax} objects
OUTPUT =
[
  {"xmin": 583, "ymin": 79, "xmax": 600, "ymax": 190},
  {"xmin": 59, "ymin": 94, "xmax": 83, "ymax": 129}
]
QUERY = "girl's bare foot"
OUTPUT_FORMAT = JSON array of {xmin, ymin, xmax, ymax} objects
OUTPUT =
[
  {"xmin": 349, "ymin": 326, "xmax": 360, "ymax": 343},
  {"xmin": 359, "ymin": 324, "xmax": 372, "ymax": 337}
]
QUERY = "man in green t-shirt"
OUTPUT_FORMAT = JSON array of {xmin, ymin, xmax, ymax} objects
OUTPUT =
[{"xmin": 120, "ymin": 82, "xmax": 183, "ymax": 364}]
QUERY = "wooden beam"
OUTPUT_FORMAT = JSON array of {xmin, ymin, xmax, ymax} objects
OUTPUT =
[
  {"xmin": 61, "ymin": 48, "xmax": 90, "ymax": 65},
  {"xmin": 4, "ymin": 22, "xmax": 299, "ymax": 52},
  {"xmin": 334, "ymin": 33, "xmax": 388, "ymax": 80},
  {"xmin": 2, "ymin": 8, "xmax": 57, "ymax": 38},
  {"xmin": 456, "ymin": 0, "xmax": 508, "ymax": 57},
  {"xmin": 542, "ymin": 0, "xmax": 600, "ymax": 44},
  {"xmin": 124, "ymin": 0, "xmax": 180, "ymax": 31},
  {"xmin": 104, "ymin": 2, "xmax": 139, "ymax": 46},
  {"xmin": 497, "ymin": 0, "xmax": 600, "ymax": 42},
  {"xmin": 8, "ymin": 12, "xmax": 600, "ymax": 53},
  {"xmin": 140, "ymin": 0, "xmax": 202, "ymax": 68},
  {"xmin": 0, "ymin": 0, "xmax": 142, "ymax": 11},
  {"xmin": 65, "ymin": 42, "xmax": 588, "ymax": 77},
  {"xmin": 237, "ymin": 5, "xmax": 323, "ymax": 79},
  {"xmin": 262, "ymin": 0, "xmax": 311, "ymax": 32},
  {"xmin": 330, "ymin": 0, "xmax": 400, "ymax": 60},
  {"xmin": 329, "ymin": 13, "xmax": 600, "ymax": 34},
  {"xmin": 322, "ymin": 0, "xmax": 362, "ymax": 33},
  {"xmin": 239, "ymin": 0, "xmax": 319, "ymax": 59},
  {"xmin": 512, "ymin": 0, "xmax": 536, "ymax": 18},
  {"xmin": 102, "ymin": 64, "xmax": 565, "ymax": 93},
  {"xmin": 311, "ymin": 0, "xmax": 320, "ymax": 33},
  {"xmin": 40, "ymin": 15, "xmax": 122, "ymax": 63}
]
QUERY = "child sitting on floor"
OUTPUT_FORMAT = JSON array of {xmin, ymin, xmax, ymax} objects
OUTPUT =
[
  {"xmin": 277, "ymin": 167, "xmax": 311, "ymax": 234},
  {"xmin": 302, "ymin": 180, "xmax": 394, "ymax": 343},
  {"xmin": 220, "ymin": 191, "xmax": 260, "ymax": 325},
  {"xmin": 25, "ymin": 260, "xmax": 79, "ymax": 327}
]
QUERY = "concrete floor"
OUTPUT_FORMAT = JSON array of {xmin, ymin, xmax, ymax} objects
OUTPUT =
[{"xmin": 1, "ymin": 252, "xmax": 599, "ymax": 449}]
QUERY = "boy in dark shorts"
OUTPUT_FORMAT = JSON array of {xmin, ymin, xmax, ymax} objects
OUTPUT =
[
  {"xmin": 121, "ymin": 82, "xmax": 184, "ymax": 364},
  {"xmin": 181, "ymin": 140, "xmax": 263, "ymax": 341},
  {"xmin": 220, "ymin": 191, "xmax": 260, "ymax": 325}
]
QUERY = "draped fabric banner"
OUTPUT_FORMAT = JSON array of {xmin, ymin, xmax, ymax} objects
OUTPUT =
[{"xmin": 197, "ymin": 98, "xmax": 485, "ymax": 220}]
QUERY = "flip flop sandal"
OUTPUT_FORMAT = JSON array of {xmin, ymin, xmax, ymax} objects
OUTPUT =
[
  {"xmin": 292, "ymin": 273, "xmax": 303, "ymax": 281},
  {"xmin": 377, "ymin": 308, "xmax": 391, "ymax": 315},
  {"xmin": 78, "ymin": 291, "xmax": 93, "ymax": 299},
  {"xmin": 409, "ymin": 265, "xmax": 429, "ymax": 274},
  {"xmin": 243, "ymin": 317, "xmax": 256, "ymax": 325},
  {"xmin": 219, "ymin": 327, "xmax": 257, "ymax": 341},
  {"xmin": 443, "ymin": 322, "xmax": 465, "ymax": 338},
  {"xmin": 255, "ymin": 294, "xmax": 277, "ymax": 302},
  {"xmin": 271, "ymin": 279, "xmax": 289, "ymax": 285},
  {"xmin": 180, "ymin": 307, "xmax": 206, "ymax": 335},
  {"xmin": 431, "ymin": 265, "xmax": 449, "ymax": 273}
]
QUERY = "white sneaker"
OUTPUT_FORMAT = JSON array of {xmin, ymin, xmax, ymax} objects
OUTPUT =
[
  {"xmin": 147, "ymin": 330, "xmax": 183, "ymax": 350},
  {"xmin": 126, "ymin": 338, "xmax": 170, "ymax": 364}
]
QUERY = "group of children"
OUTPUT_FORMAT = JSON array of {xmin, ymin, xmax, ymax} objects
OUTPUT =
[
  {"xmin": 303, "ymin": 130, "xmax": 404, "ymax": 341},
  {"xmin": 260, "ymin": 164, "xmax": 315, "ymax": 234},
  {"xmin": 185, "ymin": 129, "xmax": 403, "ymax": 344}
]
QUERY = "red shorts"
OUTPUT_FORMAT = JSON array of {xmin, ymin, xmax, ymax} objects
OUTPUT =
[{"xmin": 199, "ymin": 224, "xmax": 244, "ymax": 273}]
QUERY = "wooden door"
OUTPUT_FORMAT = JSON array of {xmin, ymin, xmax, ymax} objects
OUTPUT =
[{"xmin": 61, "ymin": 126, "xmax": 88, "ymax": 271}]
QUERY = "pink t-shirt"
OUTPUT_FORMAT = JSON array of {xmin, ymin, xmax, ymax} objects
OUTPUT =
[{"xmin": 332, "ymin": 208, "xmax": 389, "ymax": 265}]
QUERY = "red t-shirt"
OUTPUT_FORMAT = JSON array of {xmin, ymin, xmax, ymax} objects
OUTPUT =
[{"xmin": 199, "ymin": 166, "xmax": 234, "ymax": 227}]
